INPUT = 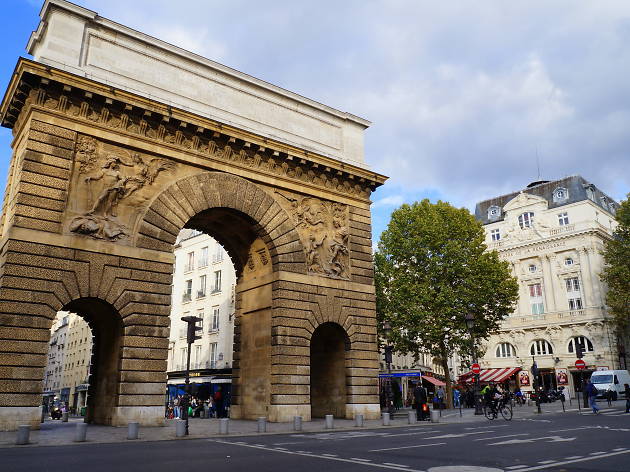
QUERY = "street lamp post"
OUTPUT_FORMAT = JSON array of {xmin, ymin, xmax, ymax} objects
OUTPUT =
[
  {"xmin": 181, "ymin": 315, "xmax": 203, "ymax": 436},
  {"xmin": 382, "ymin": 321, "xmax": 395, "ymax": 419},
  {"xmin": 531, "ymin": 356, "xmax": 542, "ymax": 414},
  {"xmin": 465, "ymin": 314, "xmax": 483, "ymax": 415}
]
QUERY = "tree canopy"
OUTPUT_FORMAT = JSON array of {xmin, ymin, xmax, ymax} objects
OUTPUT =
[
  {"xmin": 375, "ymin": 199, "xmax": 519, "ymax": 403},
  {"xmin": 601, "ymin": 194, "xmax": 630, "ymax": 339}
]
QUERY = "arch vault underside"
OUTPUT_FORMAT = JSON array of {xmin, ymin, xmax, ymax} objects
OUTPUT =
[{"xmin": 0, "ymin": 59, "xmax": 386, "ymax": 430}]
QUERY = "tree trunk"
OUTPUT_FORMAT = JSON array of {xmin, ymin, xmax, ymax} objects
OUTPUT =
[{"xmin": 439, "ymin": 343, "xmax": 453, "ymax": 409}]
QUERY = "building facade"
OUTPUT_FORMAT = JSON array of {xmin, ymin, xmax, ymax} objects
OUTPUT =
[
  {"xmin": 43, "ymin": 312, "xmax": 92, "ymax": 413},
  {"xmin": 166, "ymin": 230, "xmax": 236, "ymax": 408},
  {"xmin": 474, "ymin": 176, "xmax": 624, "ymax": 398}
]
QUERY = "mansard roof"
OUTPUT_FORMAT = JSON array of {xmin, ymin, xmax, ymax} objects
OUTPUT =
[{"xmin": 474, "ymin": 175, "xmax": 618, "ymax": 225}]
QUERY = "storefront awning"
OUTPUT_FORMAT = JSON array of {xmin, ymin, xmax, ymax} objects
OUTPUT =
[
  {"xmin": 460, "ymin": 367, "xmax": 521, "ymax": 383},
  {"xmin": 422, "ymin": 376, "xmax": 446, "ymax": 387}
]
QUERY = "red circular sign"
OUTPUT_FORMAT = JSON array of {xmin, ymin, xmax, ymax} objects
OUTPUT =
[
  {"xmin": 471, "ymin": 363, "xmax": 481, "ymax": 374},
  {"xmin": 575, "ymin": 359, "xmax": 586, "ymax": 370}
]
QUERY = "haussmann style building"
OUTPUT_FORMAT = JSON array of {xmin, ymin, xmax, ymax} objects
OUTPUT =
[{"xmin": 471, "ymin": 175, "xmax": 624, "ymax": 398}]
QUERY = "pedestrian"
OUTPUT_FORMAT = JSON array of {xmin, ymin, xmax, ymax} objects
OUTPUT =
[
  {"xmin": 174, "ymin": 396, "xmax": 180, "ymax": 419},
  {"xmin": 413, "ymin": 383, "xmax": 428, "ymax": 420},
  {"xmin": 624, "ymin": 383, "xmax": 630, "ymax": 413},
  {"xmin": 586, "ymin": 380, "xmax": 599, "ymax": 414},
  {"xmin": 453, "ymin": 387, "xmax": 461, "ymax": 408},
  {"xmin": 606, "ymin": 389, "xmax": 613, "ymax": 407},
  {"xmin": 437, "ymin": 386, "xmax": 445, "ymax": 409}
]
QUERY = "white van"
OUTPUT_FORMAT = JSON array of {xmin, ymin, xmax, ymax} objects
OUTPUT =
[{"xmin": 590, "ymin": 370, "xmax": 630, "ymax": 400}]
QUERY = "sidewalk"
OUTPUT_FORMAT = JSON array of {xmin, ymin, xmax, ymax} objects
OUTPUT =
[{"xmin": 2, "ymin": 399, "xmax": 625, "ymax": 447}]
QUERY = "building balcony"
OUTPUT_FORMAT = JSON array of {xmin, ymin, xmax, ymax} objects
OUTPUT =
[
  {"xmin": 182, "ymin": 293, "xmax": 192, "ymax": 303},
  {"xmin": 502, "ymin": 307, "xmax": 606, "ymax": 329}
]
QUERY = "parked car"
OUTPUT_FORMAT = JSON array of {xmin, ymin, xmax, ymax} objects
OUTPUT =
[{"xmin": 590, "ymin": 370, "xmax": 630, "ymax": 400}]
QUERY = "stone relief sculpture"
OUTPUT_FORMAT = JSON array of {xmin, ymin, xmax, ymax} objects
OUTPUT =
[
  {"xmin": 277, "ymin": 193, "xmax": 350, "ymax": 278},
  {"xmin": 69, "ymin": 136, "xmax": 175, "ymax": 241}
]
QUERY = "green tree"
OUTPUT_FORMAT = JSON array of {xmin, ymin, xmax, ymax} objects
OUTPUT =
[
  {"xmin": 601, "ymin": 195, "xmax": 630, "ymax": 345},
  {"xmin": 375, "ymin": 199, "xmax": 518, "ymax": 407}
]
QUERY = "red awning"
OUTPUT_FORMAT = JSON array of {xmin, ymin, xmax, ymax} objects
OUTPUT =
[
  {"xmin": 460, "ymin": 367, "xmax": 521, "ymax": 384},
  {"xmin": 422, "ymin": 376, "xmax": 446, "ymax": 387}
]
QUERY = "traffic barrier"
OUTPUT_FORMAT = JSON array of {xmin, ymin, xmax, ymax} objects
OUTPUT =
[
  {"xmin": 62, "ymin": 412, "xmax": 69, "ymax": 422},
  {"xmin": 293, "ymin": 416, "xmax": 303, "ymax": 431},
  {"xmin": 382, "ymin": 412, "xmax": 390, "ymax": 426},
  {"xmin": 175, "ymin": 419, "xmax": 186, "ymax": 437},
  {"xmin": 127, "ymin": 422, "xmax": 139, "ymax": 440},
  {"xmin": 16, "ymin": 425, "xmax": 30, "ymax": 445},
  {"xmin": 257, "ymin": 417, "xmax": 267, "ymax": 433},
  {"xmin": 430, "ymin": 410, "xmax": 440, "ymax": 423},
  {"xmin": 219, "ymin": 418, "xmax": 229, "ymax": 434},
  {"xmin": 408, "ymin": 410, "xmax": 417, "ymax": 424},
  {"xmin": 354, "ymin": 414, "xmax": 364, "ymax": 427},
  {"xmin": 325, "ymin": 414, "xmax": 334, "ymax": 429},
  {"xmin": 74, "ymin": 423, "xmax": 87, "ymax": 442}
]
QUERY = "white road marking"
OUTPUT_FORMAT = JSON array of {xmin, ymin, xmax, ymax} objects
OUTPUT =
[
  {"xmin": 563, "ymin": 456, "xmax": 583, "ymax": 460},
  {"xmin": 612, "ymin": 447, "xmax": 627, "ymax": 451},
  {"xmin": 351, "ymin": 458, "xmax": 373, "ymax": 462},
  {"xmin": 488, "ymin": 435, "xmax": 575, "ymax": 445},
  {"xmin": 474, "ymin": 433, "xmax": 529, "ymax": 441},
  {"xmin": 213, "ymin": 440, "xmax": 426, "ymax": 471},
  {"xmin": 517, "ymin": 449, "xmax": 630, "ymax": 471},
  {"xmin": 588, "ymin": 451, "xmax": 606, "ymax": 455},
  {"xmin": 465, "ymin": 425, "xmax": 509, "ymax": 430},
  {"xmin": 383, "ymin": 463, "xmax": 410, "ymax": 468},
  {"xmin": 274, "ymin": 447, "xmax": 288, "ymax": 450},
  {"xmin": 536, "ymin": 460, "xmax": 555, "ymax": 464},
  {"xmin": 505, "ymin": 466, "xmax": 528, "ymax": 470},
  {"xmin": 322, "ymin": 453, "xmax": 338, "ymax": 457},
  {"xmin": 369, "ymin": 442, "xmax": 447, "ymax": 452},
  {"xmin": 383, "ymin": 430, "xmax": 439, "ymax": 437},
  {"xmin": 432, "ymin": 431, "xmax": 494, "ymax": 439}
]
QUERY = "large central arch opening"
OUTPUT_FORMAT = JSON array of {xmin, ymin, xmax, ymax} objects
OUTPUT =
[
  {"xmin": 310, "ymin": 322, "xmax": 349, "ymax": 418},
  {"xmin": 165, "ymin": 205, "xmax": 275, "ymax": 420}
]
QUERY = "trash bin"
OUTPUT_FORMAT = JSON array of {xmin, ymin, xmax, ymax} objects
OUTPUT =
[{"xmin": 80, "ymin": 407, "xmax": 86, "ymax": 417}]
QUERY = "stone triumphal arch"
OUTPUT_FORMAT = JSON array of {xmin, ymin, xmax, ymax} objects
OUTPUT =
[{"xmin": 0, "ymin": 0, "xmax": 386, "ymax": 430}]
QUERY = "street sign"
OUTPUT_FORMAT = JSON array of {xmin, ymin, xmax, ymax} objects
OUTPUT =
[
  {"xmin": 471, "ymin": 363, "xmax": 481, "ymax": 374},
  {"xmin": 575, "ymin": 359, "xmax": 586, "ymax": 370}
]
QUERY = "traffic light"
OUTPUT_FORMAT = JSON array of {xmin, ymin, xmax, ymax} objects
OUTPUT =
[
  {"xmin": 575, "ymin": 341, "xmax": 584, "ymax": 359},
  {"xmin": 182, "ymin": 315, "xmax": 203, "ymax": 344}
]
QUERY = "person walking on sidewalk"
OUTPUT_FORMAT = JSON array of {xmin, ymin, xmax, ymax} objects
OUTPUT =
[
  {"xmin": 586, "ymin": 380, "xmax": 600, "ymax": 414},
  {"xmin": 413, "ymin": 382, "xmax": 428, "ymax": 420},
  {"xmin": 437, "ymin": 386, "xmax": 445, "ymax": 409},
  {"xmin": 625, "ymin": 383, "xmax": 630, "ymax": 413}
]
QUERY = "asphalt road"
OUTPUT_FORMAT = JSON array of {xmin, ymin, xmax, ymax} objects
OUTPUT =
[{"xmin": 1, "ymin": 405, "xmax": 628, "ymax": 472}]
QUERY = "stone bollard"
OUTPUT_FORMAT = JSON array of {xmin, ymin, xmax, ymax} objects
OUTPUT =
[
  {"xmin": 325, "ymin": 414, "xmax": 334, "ymax": 429},
  {"xmin": 430, "ymin": 410, "xmax": 440, "ymax": 423},
  {"xmin": 257, "ymin": 417, "xmax": 267, "ymax": 433},
  {"xmin": 62, "ymin": 412, "xmax": 69, "ymax": 422},
  {"xmin": 16, "ymin": 425, "xmax": 30, "ymax": 445},
  {"xmin": 219, "ymin": 418, "xmax": 229, "ymax": 435},
  {"xmin": 354, "ymin": 414, "xmax": 364, "ymax": 427},
  {"xmin": 74, "ymin": 423, "xmax": 87, "ymax": 442},
  {"xmin": 127, "ymin": 422, "xmax": 139, "ymax": 440},
  {"xmin": 382, "ymin": 412, "xmax": 391, "ymax": 426},
  {"xmin": 175, "ymin": 419, "xmax": 186, "ymax": 437},
  {"xmin": 408, "ymin": 410, "xmax": 417, "ymax": 424},
  {"xmin": 293, "ymin": 416, "xmax": 303, "ymax": 432}
]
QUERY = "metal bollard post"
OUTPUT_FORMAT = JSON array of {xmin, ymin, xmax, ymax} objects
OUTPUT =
[
  {"xmin": 16, "ymin": 425, "xmax": 30, "ymax": 445},
  {"xmin": 408, "ymin": 410, "xmax": 417, "ymax": 424},
  {"xmin": 219, "ymin": 418, "xmax": 229, "ymax": 434},
  {"xmin": 127, "ymin": 422, "xmax": 139, "ymax": 440},
  {"xmin": 430, "ymin": 410, "xmax": 440, "ymax": 423},
  {"xmin": 257, "ymin": 417, "xmax": 267, "ymax": 433},
  {"xmin": 175, "ymin": 419, "xmax": 186, "ymax": 437},
  {"xmin": 74, "ymin": 423, "xmax": 87, "ymax": 442},
  {"xmin": 325, "ymin": 414, "xmax": 334, "ymax": 429},
  {"xmin": 382, "ymin": 412, "xmax": 391, "ymax": 426},
  {"xmin": 293, "ymin": 416, "xmax": 303, "ymax": 431},
  {"xmin": 354, "ymin": 414, "xmax": 364, "ymax": 427},
  {"xmin": 62, "ymin": 412, "xmax": 69, "ymax": 422}
]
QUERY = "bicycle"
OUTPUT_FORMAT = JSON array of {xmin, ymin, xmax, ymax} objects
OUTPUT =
[{"xmin": 484, "ymin": 395, "xmax": 513, "ymax": 421}]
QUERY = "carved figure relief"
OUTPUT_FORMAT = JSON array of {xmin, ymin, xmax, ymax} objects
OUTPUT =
[
  {"xmin": 277, "ymin": 193, "xmax": 350, "ymax": 278},
  {"xmin": 243, "ymin": 238, "xmax": 272, "ymax": 278},
  {"xmin": 68, "ymin": 135, "xmax": 175, "ymax": 241}
]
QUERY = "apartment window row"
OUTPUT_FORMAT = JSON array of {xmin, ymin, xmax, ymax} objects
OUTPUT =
[
  {"xmin": 526, "ymin": 276, "xmax": 583, "ymax": 314},
  {"xmin": 183, "ymin": 246, "xmax": 224, "ymax": 273},
  {"xmin": 183, "ymin": 270, "xmax": 222, "ymax": 302},
  {"xmin": 513, "ymin": 211, "xmax": 570, "ymax": 230}
]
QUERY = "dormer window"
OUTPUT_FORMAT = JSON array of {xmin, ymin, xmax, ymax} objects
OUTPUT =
[
  {"xmin": 518, "ymin": 212, "xmax": 534, "ymax": 229},
  {"xmin": 487, "ymin": 205, "xmax": 501, "ymax": 221},
  {"xmin": 528, "ymin": 264, "xmax": 537, "ymax": 273},
  {"xmin": 584, "ymin": 185, "xmax": 595, "ymax": 202},
  {"xmin": 600, "ymin": 197, "xmax": 609, "ymax": 210},
  {"xmin": 564, "ymin": 257, "xmax": 574, "ymax": 266},
  {"xmin": 553, "ymin": 187, "xmax": 568, "ymax": 203}
]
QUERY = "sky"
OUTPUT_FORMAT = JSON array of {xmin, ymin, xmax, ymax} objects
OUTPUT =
[{"xmin": 1, "ymin": 0, "xmax": 629, "ymax": 244}]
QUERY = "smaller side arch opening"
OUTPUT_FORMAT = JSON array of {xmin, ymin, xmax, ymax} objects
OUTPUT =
[
  {"xmin": 310, "ymin": 322, "xmax": 350, "ymax": 418},
  {"xmin": 62, "ymin": 298, "xmax": 124, "ymax": 425}
]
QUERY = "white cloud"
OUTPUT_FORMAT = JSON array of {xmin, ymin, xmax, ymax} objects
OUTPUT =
[{"xmin": 373, "ymin": 195, "xmax": 405, "ymax": 208}]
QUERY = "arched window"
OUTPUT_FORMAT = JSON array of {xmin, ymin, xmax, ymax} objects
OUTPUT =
[
  {"xmin": 518, "ymin": 212, "xmax": 534, "ymax": 229},
  {"xmin": 530, "ymin": 339, "xmax": 553, "ymax": 356},
  {"xmin": 553, "ymin": 187, "xmax": 569, "ymax": 203},
  {"xmin": 496, "ymin": 343, "xmax": 516, "ymax": 358},
  {"xmin": 568, "ymin": 336, "xmax": 594, "ymax": 354}
]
